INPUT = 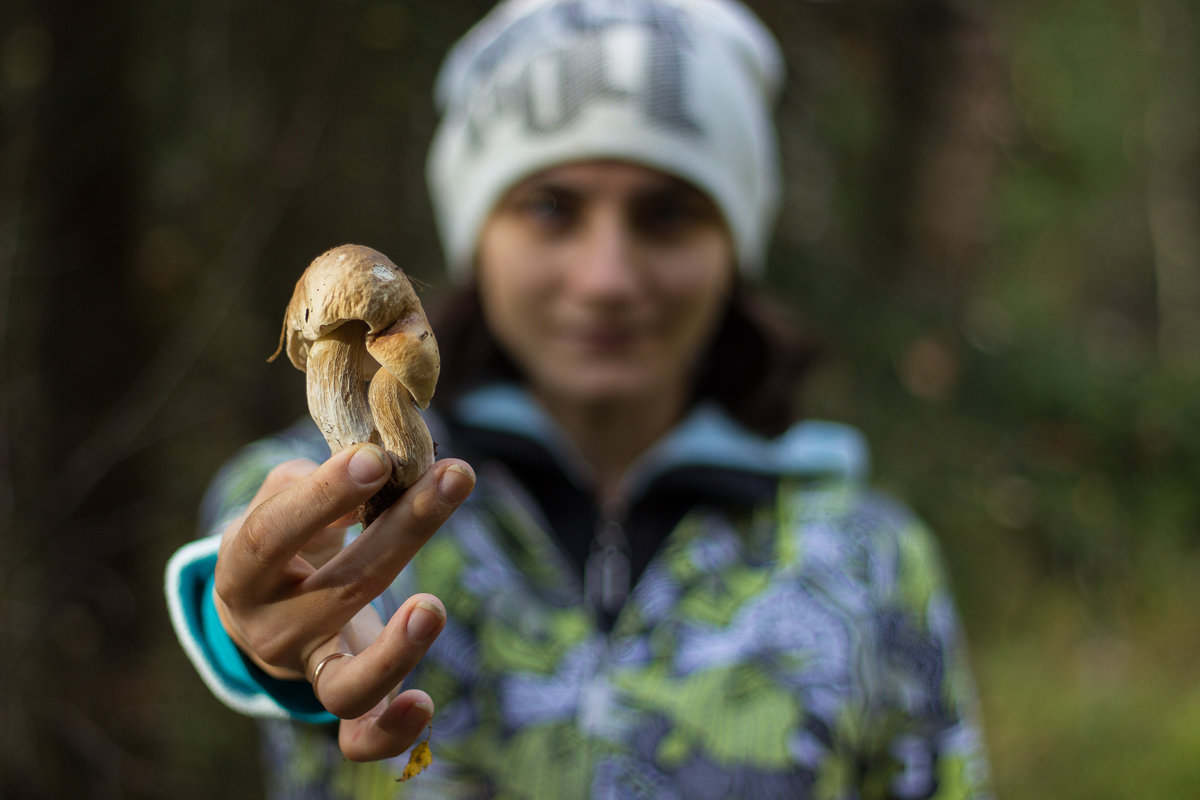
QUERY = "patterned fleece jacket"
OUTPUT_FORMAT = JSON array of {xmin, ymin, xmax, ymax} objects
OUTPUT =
[{"xmin": 165, "ymin": 383, "xmax": 993, "ymax": 800}]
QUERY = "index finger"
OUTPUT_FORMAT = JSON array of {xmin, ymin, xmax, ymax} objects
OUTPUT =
[
  {"xmin": 219, "ymin": 444, "xmax": 392, "ymax": 590},
  {"xmin": 228, "ymin": 458, "xmax": 319, "ymax": 533}
]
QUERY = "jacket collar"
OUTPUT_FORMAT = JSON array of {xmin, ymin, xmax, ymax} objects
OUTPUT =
[{"xmin": 443, "ymin": 382, "xmax": 870, "ymax": 500}]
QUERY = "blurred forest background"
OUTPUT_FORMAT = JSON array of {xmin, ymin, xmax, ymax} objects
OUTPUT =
[{"xmin": 2, "ymin": 0, "xmax": 1198, "ymax": 797}]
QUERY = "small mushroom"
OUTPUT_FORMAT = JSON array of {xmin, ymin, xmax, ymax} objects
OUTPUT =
[{"xmin": 270, "ymin": 244, "xmax": 439, "ymax": 525}]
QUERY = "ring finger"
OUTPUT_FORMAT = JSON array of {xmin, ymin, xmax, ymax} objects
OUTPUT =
[{"xmin": 308, "ymin": 594, "xmax": 447, "ymax": 720}]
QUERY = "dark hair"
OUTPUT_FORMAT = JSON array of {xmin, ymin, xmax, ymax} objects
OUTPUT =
[
  {"xmin": 692, "ymin": 283, "xmax": 820, "ymax": 435},
  {"xmin": 427, "ymin": 281, "xmax": 819, "ymax": 437}
]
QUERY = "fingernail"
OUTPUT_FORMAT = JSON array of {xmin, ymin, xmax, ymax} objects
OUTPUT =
[
  {"xmin": 402, "ymin": 698, "xmax": 434, "ymax": 728},
  {"xmin": 437, "ymin": 463, "xmax": 475, "ymax": 504},
  {"xmin": 348, "ymin": 445, "xmax": 389, "ymax": 485},
  {"xmin": 406, "ymin": 600, "xmax": 444, "ymax": 643}
]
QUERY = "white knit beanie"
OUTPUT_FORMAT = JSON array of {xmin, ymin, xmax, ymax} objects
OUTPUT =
[{"xmin": 426, "ymin": 0, "xmax": 784, "ymax": 280}]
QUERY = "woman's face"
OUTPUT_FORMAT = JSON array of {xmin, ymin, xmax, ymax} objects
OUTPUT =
[{"xmin": 475, "ymin": 161, "xmax": 735, "ymax": 411}]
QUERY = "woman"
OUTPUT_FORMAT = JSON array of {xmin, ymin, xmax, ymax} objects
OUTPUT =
[{"xmin": 166, "ymin": 1, "xmax": 993, "ymax": 797}]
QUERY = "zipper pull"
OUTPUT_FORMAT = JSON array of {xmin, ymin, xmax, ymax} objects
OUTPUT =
[{"xmin": 585, "ymin": 498, "xmax": 630, "ymax": 627}]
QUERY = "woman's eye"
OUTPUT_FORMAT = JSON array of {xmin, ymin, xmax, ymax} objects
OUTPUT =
[
  {"xmin": 522, "ymin": 190, "xmax": 573, "ymax": 228},
  {"xmin": 635, "ymin": 196, "xmax": 709, "ymax": 238},
  {"xmin": 527, "ymin": 190, "xmax": 558, "ymax": 217}
]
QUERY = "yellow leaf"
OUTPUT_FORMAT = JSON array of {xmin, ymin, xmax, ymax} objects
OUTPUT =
[{"xmin": 397, "ymin": 737, "xmax": 433, "ymax": 782}]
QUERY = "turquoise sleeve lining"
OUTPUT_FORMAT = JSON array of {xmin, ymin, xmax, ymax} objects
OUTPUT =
[
  {"xmin": 171, "ymin": 544, "xmax": 336, "ymax": 724},
  {"xmin": 189, "ymin": 557, "xmax": 336, "ymax": 724}
]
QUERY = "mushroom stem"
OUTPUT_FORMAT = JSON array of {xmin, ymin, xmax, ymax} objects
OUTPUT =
[
  {"xmin": 359, "ymin": 368, "xmax": 435, "ymax": 526},
  {"xmin": 305, "ymin": 322, "xmax": 375, "ymax": 454}
]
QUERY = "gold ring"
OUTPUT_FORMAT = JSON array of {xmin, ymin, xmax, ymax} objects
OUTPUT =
[{"xmin": 310, "ymin": 651, "xmax": 354, "ymax": 704}]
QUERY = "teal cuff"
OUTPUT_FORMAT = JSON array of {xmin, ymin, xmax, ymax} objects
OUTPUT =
[
  {"xmin": 165, "ymin": 533, "xmax": 336, "ymax": 724},
  {"xmin": 199, "ymin": 572, "xmax": 335, "ymax": 724}
]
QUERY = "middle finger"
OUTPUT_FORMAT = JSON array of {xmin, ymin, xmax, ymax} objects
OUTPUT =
[{"xmin": 304, "ymin": 459, "xmax": 475, "ymax": 612}]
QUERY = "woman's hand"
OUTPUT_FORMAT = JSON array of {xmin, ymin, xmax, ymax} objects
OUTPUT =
[{"xmin": 211, "ymin": 443, "xmax": 475, "ymax": 761}]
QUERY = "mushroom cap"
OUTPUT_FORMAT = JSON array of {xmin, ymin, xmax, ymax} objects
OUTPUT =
[
  {"xmin": 279, "ymin": 244, "xmax": 432, "ymax": 376},
  {"xmin": 366, "ymin": 318, "xmax": 440, "ymax": 409}
]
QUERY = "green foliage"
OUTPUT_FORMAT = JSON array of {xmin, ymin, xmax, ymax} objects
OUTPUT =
[{"xmin": 776, "ymin": 1, "xmax": 1200, "ymax": 796}]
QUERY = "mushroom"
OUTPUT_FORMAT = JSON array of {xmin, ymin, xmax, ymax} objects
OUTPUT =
[{"xmin": 270, "ymin": 244, "xmax": 439, "ymax": 525}]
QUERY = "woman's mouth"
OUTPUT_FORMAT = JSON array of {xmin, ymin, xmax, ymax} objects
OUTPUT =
[{"xmin": 565, "ymin": 325, "xmax": 641, "ymax": 352}]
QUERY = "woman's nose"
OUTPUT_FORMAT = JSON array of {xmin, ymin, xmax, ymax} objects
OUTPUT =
[{"xmin": 568, "ymin": 213, "xmax": 639, "ymax": 299}]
